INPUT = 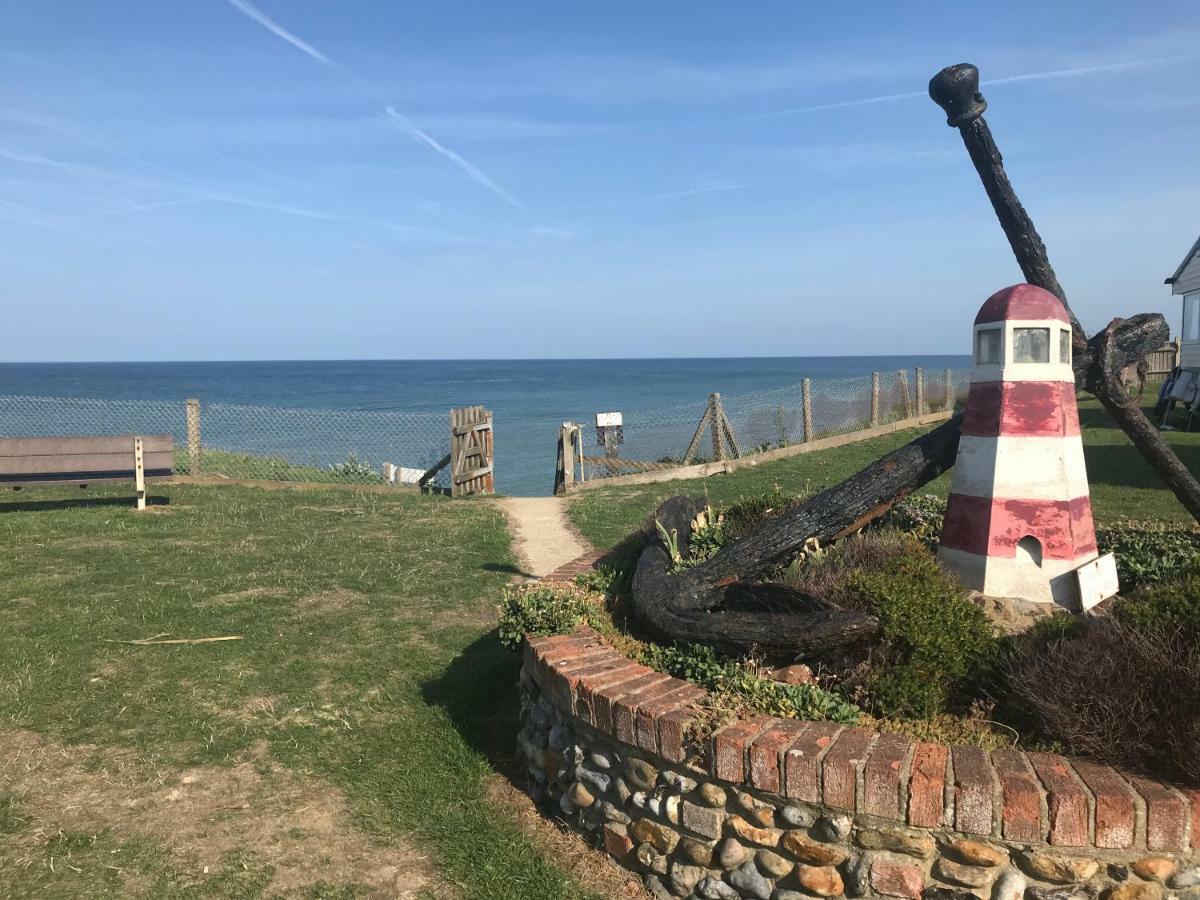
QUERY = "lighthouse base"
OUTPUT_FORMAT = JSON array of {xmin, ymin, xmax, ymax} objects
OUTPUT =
[{"xmin": 937, "ymin": 546, "xmax": 1097, "ymax": 609}]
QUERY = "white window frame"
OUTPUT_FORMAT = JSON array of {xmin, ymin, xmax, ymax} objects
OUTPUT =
[
  {"xmin": 1184, "ymin": 293, "xmax": 1200, "ymax": 344},
  {"xmin": 975, "ymin": 327, "xmax": 1003, "ymax": 365}
]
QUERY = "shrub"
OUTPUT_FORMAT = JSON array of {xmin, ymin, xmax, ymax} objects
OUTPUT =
[
  {"xmin": 328, "ymin": 452, "xmax": 385, "ymax": 483},
  {"xmin": 1116, "ymin": 570, "xmax": 1200, "ymax": 637},
  {"xmin": 720, "ymin": 485, "xmax": 805, "ymax": 542},
  {"xmin": 497, "ymin": 585, "xmax": 595, "ymax": 650},
  {"xmin": 849, "ymin": 549, "xmax": 998, "ymax": 718},
  {"xmin": 1002, "ymin": 619, "xmax": 1200, "ymax": 783},
  {"xmin": 782, "ymin": 530, "xmax": 924, "ymax": 613},
  {"xmin": 1096, "ymin": 520, "xmax": 1200, "ymax": 590}
]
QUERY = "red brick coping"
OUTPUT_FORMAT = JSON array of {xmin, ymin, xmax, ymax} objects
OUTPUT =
[{"xmin": 528, "ymin": 554, "xmax": 1200, "ymax": 855}]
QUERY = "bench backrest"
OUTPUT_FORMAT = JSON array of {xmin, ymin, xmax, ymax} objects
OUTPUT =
[{"xmin": 0, "ymin": 434, "xmax": 175, "ymax": 485}]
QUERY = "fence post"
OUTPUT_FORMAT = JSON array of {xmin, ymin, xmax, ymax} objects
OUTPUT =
[
  {"xmin": 897, "ymin": 369, "xmax": 912, "ymax": 419},
  {"xmin": 944, "ymin": 368, "xmax": 953, "ymax": 411},
  {"xmin": 554, "ymin": 422, "xmax": 576, "ymax": 495},
  {"xmin": 186, "ymin": 398, "xmax": 201, "ymax": 475},
  {"xmin": 915, "ymin": 367, "xmax": 925, "ymax": 416},
  {"xmin": 870, "ymin": 373, "xmax": 880, "ymax": 427},
  {"xmin": 709, "ymin": 393, "xmax": 725, "ymax": 462},
  {"xmin": 802, "ymin": 378, "xmax": 813, "ymax": 442}
]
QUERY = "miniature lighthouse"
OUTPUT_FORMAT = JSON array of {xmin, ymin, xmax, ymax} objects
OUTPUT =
[{"xmin": 938, "ymin": 284, "xmax": 1113, "ymax": 608}]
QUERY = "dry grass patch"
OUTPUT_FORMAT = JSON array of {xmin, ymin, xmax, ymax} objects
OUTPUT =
[
  {"xmin": 483, "ymin": 775, "xmax": 648, "ymax": 900},
  {"xmin": 0, "ymin": 728, "xmax": 450, "ymax": 898}
]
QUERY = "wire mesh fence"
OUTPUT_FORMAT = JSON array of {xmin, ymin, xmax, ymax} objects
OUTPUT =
[
  {"xmin": 572, "ymin": 367, "xmax": 970, "ymax": 482},
  {"xmin": 0, "ymin": 395, "xmax": 453, "ymax": 490}
]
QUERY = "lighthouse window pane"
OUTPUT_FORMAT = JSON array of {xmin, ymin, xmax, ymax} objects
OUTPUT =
[
  {"xmin": 1013, "ymin": 328, "xmax": 1050, "ymax": 363},
  {"xmin": 1060, "ymin": 329, "xmax": 1071, "ymax": 363},
  {"xmin": 975, "ymin": 328, "xmax": 1002, "ymax": 365}
]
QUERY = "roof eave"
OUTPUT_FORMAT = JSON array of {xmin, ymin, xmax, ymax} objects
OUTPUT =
[{"xmin": 1166, "ymin": 234, "xmax": 1200, "ymax": 285}]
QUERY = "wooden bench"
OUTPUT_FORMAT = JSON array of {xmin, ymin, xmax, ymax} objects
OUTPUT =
[{"xmin": 0, "ymin": 434, "xmax": 174, "ymax": 510}]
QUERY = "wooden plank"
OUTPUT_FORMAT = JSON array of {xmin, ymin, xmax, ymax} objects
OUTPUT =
[
  {"xmin": 4, "ymin": 475, "xmax": 174, "ymax": 489},
  {"xmin": 2, "ymin": 471, "xmax": 173, "ymax": 486},
  {"xmin": 567, "ymin": 410, "xmax": 953, "ymax": 492},
  {"xmin": 0, "ymin": 450, "xmax": 174, "ymax": 476},
  {"xmin": 0, "ymin": 434, "xmax": 174, "ymax": 456},
  {"xmin": 453, "ymin": 464, "xmax": 493, "ymax": 483},
  {"xmin": 682, "ymin": 405, "xmax": 712, "ymax": 464}
]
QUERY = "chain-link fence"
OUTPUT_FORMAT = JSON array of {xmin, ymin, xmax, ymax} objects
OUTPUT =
[
  {"xmin": 571, "ymin": 367, "xmax": 970, "ymax": 482},
  {"xmin": 0, "ymin": 395, "xmax": 453, "ymax": 490}
]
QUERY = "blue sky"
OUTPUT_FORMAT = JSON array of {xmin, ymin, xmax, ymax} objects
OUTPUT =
[{"xmin": 2, "ymin": 1, "xmax": 1198, "ymax": 361}]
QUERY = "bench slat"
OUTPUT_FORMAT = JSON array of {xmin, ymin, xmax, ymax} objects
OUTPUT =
[
  {"xmin": 0, "ymin": 451, "xmax": 175, "ymax": 476},
  {"xmin": 0, "ymin": 434, "xmax": 174, "ymax": 457},
  {"xmin": 3, "ymin": 471, "xmax": 173, "ymax": 487}
]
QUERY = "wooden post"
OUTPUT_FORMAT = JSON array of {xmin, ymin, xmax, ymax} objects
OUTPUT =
[
  {"xmin": 915, "ymin": 367, "xmax": 925, "ymax": 416},
  {"xmin": 897, "ymin": 369, "xmax": 912, "ymax": 419},
  {"xmin": 1176, "ymin": 336, "xmax": 1183, "ymax": 368},
  {"xmin": 802, "ymin": 378, "xmax": 813, "ymax": 442},
  {"xmin": 944, "ymin": 368, "xmax": 953, "ymax": 410},
  {"xmin": 709, "ymin": 393, "xmax": 725, "ymax": 462},
  {"xmin": 555, "ymin": 422, "xmax": 576, "ymax": 495},
  {"xmin": 683, "ymin": 401, "xmax": 713, "ymax": 464},
  {"xmin": 870, "ymin": 372, "xmax": 880, "ymax": 427},
  {"xmin": 186, "ymin": 398, "xmax": 201, "ymax": 475},
  {"xmin": 133, "ymin": 436, "xmax": 146, "ymax": 511}
]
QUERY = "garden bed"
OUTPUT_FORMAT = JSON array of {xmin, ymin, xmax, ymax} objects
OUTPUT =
[
  {"xmin": 507, "ymin": 484, "xmax": 1200, "ymax": 899},
  {"xmin": 506, "ymin": 490, "xmax": 1200, "ymax": 787}
]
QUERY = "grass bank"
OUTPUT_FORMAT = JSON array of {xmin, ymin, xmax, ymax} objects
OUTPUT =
[
  {"xmin": 568, "ymin": 394, "xmax": 1200, "ymax": 549},
  {"xmin": 0, "ymin": 484, "xmax": 605, "ymax": 899}
]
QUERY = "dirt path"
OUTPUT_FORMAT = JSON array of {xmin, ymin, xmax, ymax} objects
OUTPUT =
[{"xmin": 498, "ymin": 497, "xmax": 589, "ymax": 580}]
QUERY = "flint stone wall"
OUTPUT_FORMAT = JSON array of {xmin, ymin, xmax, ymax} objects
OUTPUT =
[{"xmin": 520, "ymin": 618, "xmax": 1199, "ymax": 900}]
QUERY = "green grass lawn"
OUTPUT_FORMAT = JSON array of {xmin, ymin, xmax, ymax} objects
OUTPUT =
[
  {"xmin": 0, "ymin": 484, "xmax": 600, "ymax": 899},
  {"xmin": 568, "ymin": 394, "xmax": 1200, "ymax": 549}
]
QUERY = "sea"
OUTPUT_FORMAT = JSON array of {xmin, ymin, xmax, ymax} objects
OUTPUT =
[{"xmin": 0, "ymin": 357, "xmax": 968, "ymax": 496}]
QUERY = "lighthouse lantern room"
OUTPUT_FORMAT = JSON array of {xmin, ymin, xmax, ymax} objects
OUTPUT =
[{"xmin": 938, "ymin": 283, "xmax": 1118, "ymax": 608}]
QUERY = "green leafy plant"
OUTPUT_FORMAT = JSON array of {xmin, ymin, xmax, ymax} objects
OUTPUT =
[
  {"xmin": 1096, "ymin": 520, "xmax": 1200, "ymax": 590},
  {"xmin": 497, "ymin": 585, "xmax": 595, "ymax": 650},
  {"xmin": 640, "ymin": 642, "xmax": 860, "ymax": 724},
  {"xmin": 327, "ymin": 452, "xmax": 385, "ymax": 483},
  {"xmin": 849, "ymin": 549, "xmax": 998, "ymax": 718},
  {"xmin": 573, "ymin": 566, "xmax": 628, "ymax": 596},
  {"xmin": 881, "ymin": 494, "xmax": 946, "ymax": 551},
  {"xmin": 654, "ymin": 518, "xmax": 684, "ymax": 569}
]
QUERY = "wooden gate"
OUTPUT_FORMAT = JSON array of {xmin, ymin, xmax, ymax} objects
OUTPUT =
[{"xmin": 450, "ymin": 406, "xmax": 494, "ymax": 497}]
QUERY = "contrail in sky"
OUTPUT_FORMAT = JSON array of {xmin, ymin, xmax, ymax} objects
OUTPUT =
[
  {"xmin": 224, "ymin": 0, "xmax": 521, "ymax": 207},
  {"xmin": 226, "ymin": 0, "xmax": 333, "ymax": 66},
  {"xmin": 755, "ymin": 53, "xmax": 1200, "ymax": 119},
  {"xmin": 385, "ymin": 108, "xmax": 522, "ymax": 208}
]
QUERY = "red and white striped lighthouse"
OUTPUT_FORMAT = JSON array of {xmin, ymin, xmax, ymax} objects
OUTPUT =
[{"xmin": 938, "ymin": 283, "xmax": 1101, "ymax": 607}]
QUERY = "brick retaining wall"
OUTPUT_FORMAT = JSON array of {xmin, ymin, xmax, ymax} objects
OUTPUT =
[{"xmin": 519, "ymin": 555, "xmax": 1200, "ymax": 900}]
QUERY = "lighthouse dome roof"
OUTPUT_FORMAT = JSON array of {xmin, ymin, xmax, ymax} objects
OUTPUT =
[{"xmin": 974, "ymin": 283, "xmax": 1069, "ymax": 325}]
